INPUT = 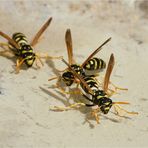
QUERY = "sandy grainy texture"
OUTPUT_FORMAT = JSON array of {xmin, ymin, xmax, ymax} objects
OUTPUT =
[{"xmin": 0, "ymin": 0, "xmax": 148, "ymax": 147}]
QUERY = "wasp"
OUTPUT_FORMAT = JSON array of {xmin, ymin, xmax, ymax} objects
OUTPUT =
[
  {"xmin": 48, "ymin": 29, "xmax": 111, "ymax": 91},
  {"xmin": 0, "ymin": 17, "xmax": 61, "ymax": 73},
  {"xmin": 52, "ymin": 55, "xmax": 138, "ymax": 124}
]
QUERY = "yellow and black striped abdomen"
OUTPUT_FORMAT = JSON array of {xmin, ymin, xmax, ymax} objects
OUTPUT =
[
  {"xmin": 83, "ymin": 57, "xmax": 106, "ymax": 70},
  {"xmin": 12, "ymin": 32, "xmax": 28, "ymax": 47},
  {"xmin": 8, "ymin": 32, "xmax": 28, "ymax": 55},
  {"xmin": 80, "ymin": 76, "xmax": 99, "ymax": 94}
]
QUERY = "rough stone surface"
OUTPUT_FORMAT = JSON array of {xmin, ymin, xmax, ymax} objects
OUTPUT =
[{"xmin": 0, "ymin": 0, "xmax": 148, "ymax": 147}]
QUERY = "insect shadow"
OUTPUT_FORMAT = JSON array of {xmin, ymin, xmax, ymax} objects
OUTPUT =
[
  {"xmin": 40, "ymin": 81, "xmax": 124, "ymax": 128},
  {"xmin": 45, "ymin": 57, "xmax": 61, "ymax": 76}
]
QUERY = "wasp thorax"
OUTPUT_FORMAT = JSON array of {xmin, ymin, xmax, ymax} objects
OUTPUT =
[
  {"xmin": 94, "ymin": 90, "xmax": 107, "ymax": 97},
  {"xmin": 21, "ymin": 44, "xmax": 32, "ymax": 51},
  {"xmin": 71, "ymin": 64, "xmax": 85, "ymax": 76},
  {"xmin": 83, "ymin": 57, "xmax": 106, "ymax": 71},
  {"xmin": 20, "ymin": 45, "xmax": 36, "ymax": 67}
]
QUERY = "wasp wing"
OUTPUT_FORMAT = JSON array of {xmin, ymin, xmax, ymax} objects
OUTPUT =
[
  {"xmin": 31, "ymin": 17, "xmax": 52, "ymax": 47},
  {"xmin": 0, "ymin": 31, "xmax": 19, "ymax": 49},
  {"xmin": 62, "ymin": 58, "xmax": 93, "ymax": 95},
  {"xmin": 65, "ymin": 29, "xmax": 75, "ymax": 65},
  {"xmin": 103, "ymin": 53, "xmax": 115, "ymax": 92},
  {"xmin": 81, "ymin": 37, "xmax": 111, "ymax": 67}
]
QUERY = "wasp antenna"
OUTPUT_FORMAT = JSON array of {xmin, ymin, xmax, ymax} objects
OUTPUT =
[{"xmin": 113, "ymin": 101, "xmax": 130, "ymax": 105}]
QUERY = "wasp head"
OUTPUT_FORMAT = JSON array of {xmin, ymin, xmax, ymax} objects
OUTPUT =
[
  {"xmin": 93, "ymin": 91, "xmax": 112, "ymax": 114},
  {"xmin": 62, "ymin": 71, "xmax": 74, "ymax": 86},
  {"xmin": 99, "ymin": 97, "xmax": 113, "ymax": 114}
]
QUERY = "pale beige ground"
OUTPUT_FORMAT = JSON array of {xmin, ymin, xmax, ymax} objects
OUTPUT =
[{"xmin": 0, "ymin": 0, "xmax": 148, "ymax": 148}]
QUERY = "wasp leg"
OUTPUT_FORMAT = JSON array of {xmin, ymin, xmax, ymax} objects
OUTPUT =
[
  {"xmin": 50, "ymin": 102, "xmax": 85, "ymax": 111},
  {"xmin": 46, "ymin": 55, "xmax": 63, "ymax": 60},
  {"xmin": 48, "ymin": 75, "xmax": 81, "ymax": 95},
  {"xmin": 55, "ymin": 83, "xmax": 81, "ymax": 95},
  {"xmin": 0, "ymin": 42, "xmax": 9, "ymax": 48},
  {"xmin": 35, "ymin": 52, "xmax": 63, "ymax": 68},
  {"xmin": 0, "ymin": 43, "xmax": 14, "ymax": 56},
  {"xmin": 93, "ymin": 76, "xmax": 102, "ymax": 87},
  {"xmin": 0, "ymin": 49, "xmax": 11, "ymax": 54},
  {"xmin": 104, "ymin": 86, "xmax": 119, "ymax": 97},
  {"xmin": 46, "ymin": 54, "xmax": 65, "ymax": 73},
  {"xmin": 36, "ymin": 52, "xmax": 63, "ymax": 60},
  {"xmin": 0, "ymin": 49, "xmax": 13, "ymax": 56},
  {"xmin": 35, "ymin": 54, "xmax": 44, "ymax": 68},
  {"xmin": 76, "ymin": 83, "xmax": 80, "ymax": 89},
  {"xmin": 106, "ymin": 84, "xmax": 128, "ymax": 97},
  {"xmin": 100, "ymin": 75, "xmax": 128, "ymax": 94},
  {"xmin": 90, "ymin": 108, "xmax": 100, "ymax": 124},
  {"xmin": 16, "ymin": 58, "xmax": 25, "ymax": 73},
  {"xmin": 105, "ymin": 83, "xmax": 128, "ymax": 97},
  {"xmin": 113, "ymin": 104, "xmax": 138, "ymax": 116},
  {"xmin": 48, "ymin": 67, "xmax": 66, "ymax": 74},
  {"xmin": 49, "ymin": 76, "xmax": 81, "ymax": 95},
  {"xmin": 106, "ymin": 88, "xmax": 119, "ymax": 97},
  {"xmin": 91, "ymin": 73, "xmax": 100, "ymax": 78},
  {"xmin": 110, "ymin": 82, "xmax": 128, "ymax": 92},
  {"xmin": 48, "ymin": 76, "xmax": 67, "ymax": 94}
]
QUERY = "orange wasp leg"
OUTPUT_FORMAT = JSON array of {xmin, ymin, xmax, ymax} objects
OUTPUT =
[
  {"xmin": 16, "ymin": 58, "xmax": 25, "ymax": 73},
  {"xmin": 113, "ymin": 103, "xmax": 138, "ymax": 116}
]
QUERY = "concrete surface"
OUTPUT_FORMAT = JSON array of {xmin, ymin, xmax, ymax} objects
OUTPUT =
[{"xmin": 0, "ymin": 0, "xmax": 148, "ymax": 148}]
